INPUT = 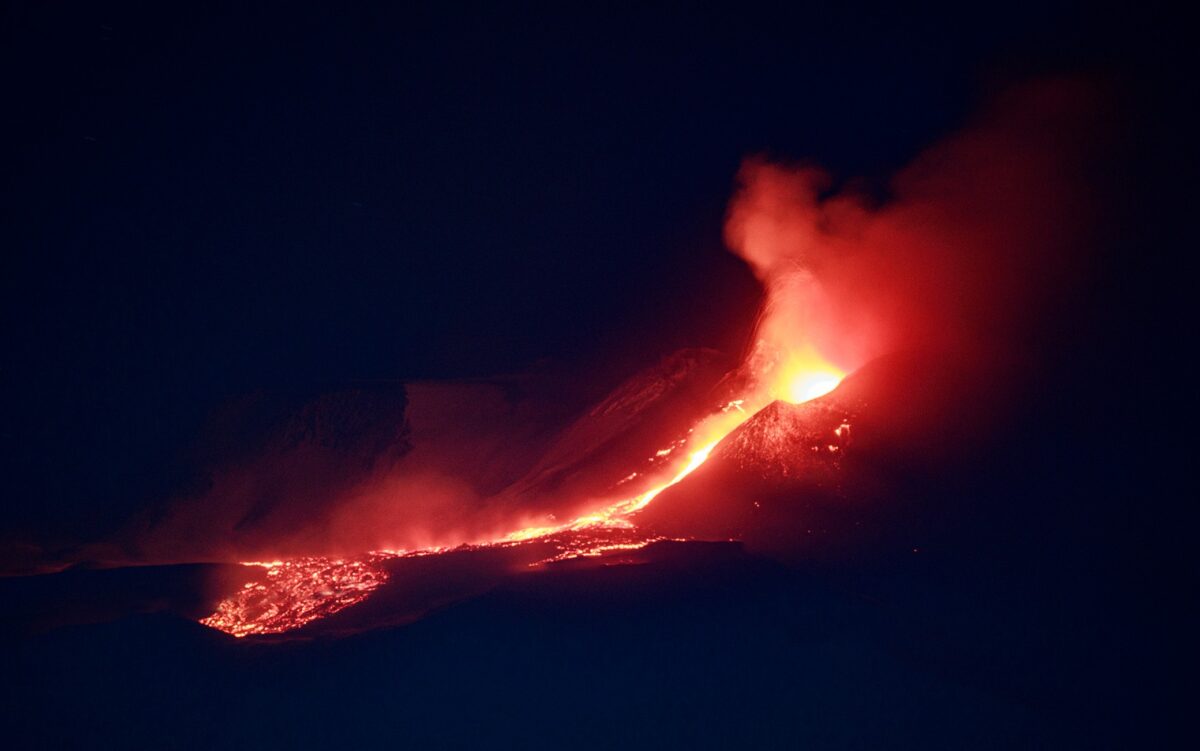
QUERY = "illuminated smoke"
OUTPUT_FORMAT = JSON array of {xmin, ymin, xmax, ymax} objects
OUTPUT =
[
  {"xmin": 725, "ymin": 161, "xmax": 859, "ymax": 389},
  {"xmin": 724, "ymin": 77, "xmax": 1102, "ymax": 396}
]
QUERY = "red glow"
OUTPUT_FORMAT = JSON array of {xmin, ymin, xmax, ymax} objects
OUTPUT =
[
  {"xmin": 776, "ymin": 347, "xmax": 845, "ymax": 404},
  {"xmin": 200, "ymin": 556, "xmax": 390, "ymax": 637}
]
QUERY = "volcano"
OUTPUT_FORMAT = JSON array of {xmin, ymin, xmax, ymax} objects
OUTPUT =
[{"xmin": 184, "ymin": 349, "xmax": 1005, "ymax": 638}]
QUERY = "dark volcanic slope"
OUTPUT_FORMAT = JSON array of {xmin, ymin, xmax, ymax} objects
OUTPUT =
[{"xmin": 637, "ymin": 351, "xmax": 998, "ymax": 559}]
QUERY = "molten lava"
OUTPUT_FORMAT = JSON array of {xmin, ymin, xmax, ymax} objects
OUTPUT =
[
  {"xmin": 200, "ymin": 347, "xmax": 845, "ymax": 637},
  {"xmin": 778, "ymin": 347, "xmax": 844, "ymax": 404},
  {"xmin": 200, "ymin": 556, "xmax": 391, "ymax": 637}
]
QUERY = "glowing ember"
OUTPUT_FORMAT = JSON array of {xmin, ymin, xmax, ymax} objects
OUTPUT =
[{"xmin": 200, "ymin": 346, "xmax": 845, "ymax": 637}]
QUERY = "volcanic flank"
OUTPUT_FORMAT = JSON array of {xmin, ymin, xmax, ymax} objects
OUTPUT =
[{"xmin": 636, "ymin": 351, "xmax": 994, "ymax": 561}]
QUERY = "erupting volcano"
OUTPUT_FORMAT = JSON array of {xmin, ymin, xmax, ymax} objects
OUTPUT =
[
  {"xmin": 4, "ymin": 0, "xmax": 1150, "ymax": 738},
  {"xmin": 196, "ymin": 80, "xmax": 1095, "ymax": 638}
]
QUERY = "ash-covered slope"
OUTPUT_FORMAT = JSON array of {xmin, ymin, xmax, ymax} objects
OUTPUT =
[{"xmin": 637, "ymin": 351, "xmax": 996, "ymax": 559}]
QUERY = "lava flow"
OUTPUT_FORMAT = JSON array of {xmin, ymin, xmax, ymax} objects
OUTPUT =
[{"xmin": 199, "ymin": 354, "xmax": 845, "ymax": 637}]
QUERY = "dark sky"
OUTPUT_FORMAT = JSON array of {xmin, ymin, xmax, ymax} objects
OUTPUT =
[{"xmin": 0, "ymin": 2, "xmax": 1176, "ymax": 549}]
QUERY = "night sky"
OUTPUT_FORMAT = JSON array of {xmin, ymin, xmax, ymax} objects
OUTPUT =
[{"xmin": 1, "ymin": 2, "xmax": 1189, "ymax": 748}]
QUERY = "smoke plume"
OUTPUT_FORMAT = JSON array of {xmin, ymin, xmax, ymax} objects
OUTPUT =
[{"xmin": 725, "ymin": 77, "xmax": 1104, "ymax": 390}]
